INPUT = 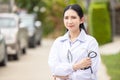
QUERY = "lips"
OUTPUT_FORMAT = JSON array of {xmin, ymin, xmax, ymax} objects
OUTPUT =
[{"xmin": 68, "ymin": 25, "xmax": 74, "ymax": 28}]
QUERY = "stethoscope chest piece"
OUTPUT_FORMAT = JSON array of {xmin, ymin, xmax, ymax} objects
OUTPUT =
[{"xmin": 88, "ymin": 51, "xmax": 97, "ymax": 58}]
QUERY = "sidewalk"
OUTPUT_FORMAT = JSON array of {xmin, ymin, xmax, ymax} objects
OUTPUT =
[
  {"xmin": 98, "ymin": 36, "xmax": 120, "ymax": 80},
  {"xmin": 99, "ymin": 36, "xmax": 120, "ymax": 55},
  {"xmin": 97, "ymin": 62, "xmax": 111, "ymax": 80}
]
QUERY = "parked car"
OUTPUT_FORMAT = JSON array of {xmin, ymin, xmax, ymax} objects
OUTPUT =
[
  {"xmin": 0, "ymin": 29, "xmax": 7, "ymax": 66},
  {"xmin": 0, "ymin": 13, "xmax": 28, "ymax": 60},
  {"xmin": 19, "ymin": 13, "xmax": 42, "ymax": 48}
]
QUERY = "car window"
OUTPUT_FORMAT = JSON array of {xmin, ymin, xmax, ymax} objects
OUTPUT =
[
  {"xmin": 0, "ymin": 18, "xmax": 16, "ymax": 28},
  {"xmin": 20, "ymin": 15, "xmax": 35, "ymax": 30},
  {"xmin": 22, "ymin": 18, "xmax": 34, "ymax": 27}
]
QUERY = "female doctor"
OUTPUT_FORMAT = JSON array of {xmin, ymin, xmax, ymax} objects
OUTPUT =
[{"xmin": 48, "ymin": 4, "xmax": 101, "ymax": 80}]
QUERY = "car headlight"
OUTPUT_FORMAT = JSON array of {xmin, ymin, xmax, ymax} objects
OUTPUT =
[
  {"xmin": 28, "ymin": 29, "xmax": 35, "ymax": 37},
  {"xmin": 5, "ymin": 32, "xmax": 17, "ymax": 44}
]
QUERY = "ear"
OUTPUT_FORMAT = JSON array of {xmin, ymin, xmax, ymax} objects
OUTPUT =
[{"xmin": 80, "ymin": 17, "xmax": 84, "ymax": 24}]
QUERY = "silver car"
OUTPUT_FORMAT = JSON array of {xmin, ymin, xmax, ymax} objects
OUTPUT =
[
  {"xmin": 0, "ymin": 30, "xmax": 7, "ymax": 66},
  {"xmin": 19, "ymin": 13, "xmax": 42, "ymax": 48},
  {"xmin": 0, "ymin": 13, "xmax": 28, "ymax": 60}
]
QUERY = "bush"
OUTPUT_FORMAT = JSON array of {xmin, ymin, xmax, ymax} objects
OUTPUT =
[
  {"xmin": 88, "ymin": 2, "xmax": 112, "ymax": 45},
  {"xmin": 42, "ymin": 21, "xmax": 54, "ymax": 37}
]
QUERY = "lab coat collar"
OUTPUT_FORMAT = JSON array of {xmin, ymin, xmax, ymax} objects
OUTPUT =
[{"xmin": 60, "ymin": 29, "xmax": 87, "ymax": 42}]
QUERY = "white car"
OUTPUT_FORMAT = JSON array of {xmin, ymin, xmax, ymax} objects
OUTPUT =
[
  {"xmin": 0, "ymin": 13, "xmax": 28, "ymax": 60},
  {"xmin": 0, "ymin": 30, "xmax": 7, "ymax": 66}
]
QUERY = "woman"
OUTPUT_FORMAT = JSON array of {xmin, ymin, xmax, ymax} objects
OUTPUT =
[{"xmin": 48, "ymin": 4, "xmax": 101, "ymax": 80}]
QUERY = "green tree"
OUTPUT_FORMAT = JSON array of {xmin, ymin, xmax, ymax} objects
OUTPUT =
[
  {"xmin": 16, "ymin": 0, "xmax": 44, "ymax": 12},
  {"xmin": 15, "ymin": 0, "xmax": 84, "ymax": 38},
  {"xmin": 16, "ymin": 0, "xmax": 46, "ymax": 20},
  {"xmin": 42, "ymin": 0, "xmax": 85, "ymax": 38}
]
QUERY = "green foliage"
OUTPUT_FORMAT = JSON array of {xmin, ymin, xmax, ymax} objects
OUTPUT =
[
  {"xmin": 15, "ymin": 0, "xmax": 46, "ymax": 24},
  {"xmin": 42, "ymin": 20, "xmax": 54, "ymax": 37},
  {"xmin": 15, "ymin": 0, "xmax": 86, "ymax": 38},
  {"xmin": 102, "ymin": 53, "xmax": 120, "ymax": 80},
  {"xmin": 0, "ymin": 0, "xmax": 9, "ymax": 3},
  {"xmin": 65, "ymin": 0, "xmax": 79, "ymax": 5},
  {"xmin": 16, "ymin": 0, "xmax": 45, "ymax": 13},
  {"xmin": 42, "ymin": 0, "xmax": 66, "ymax": 38},
  {"xmin": 42, "ymin": 0, "xmax": 86, "ymax": 38},
  {"xmin": 88, "ymin": 2, "xmax": 112, "ymax": 45}
]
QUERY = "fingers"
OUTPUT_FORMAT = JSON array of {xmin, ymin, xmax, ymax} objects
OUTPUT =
[
  {"xmin": 73, "ymin": 57, "xmax": 92, "ymax": 70},
  {"xmin": 53, "ymin": 75, "xmax": 69, "ymax": 80},
  {"xmin": 86, "ymin": 57, "xmax": 92, "ymax": 66},
  {"xmin": 80, "ymin": 57, "xmax": 92, "ymax": 69}
]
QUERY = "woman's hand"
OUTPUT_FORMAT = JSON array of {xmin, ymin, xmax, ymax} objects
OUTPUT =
[
  {"xmin": 73, "ymin": 57, "xmax": 92, "ymax": 71},
  {"xmin": 53, "ymin": 75, "xmax": 69, "ymax": 80}
]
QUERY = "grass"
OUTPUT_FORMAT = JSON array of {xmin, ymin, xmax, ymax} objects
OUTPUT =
[{"xmin": 101, "ymin": 52, "xmax": 120, "ymax": 80}]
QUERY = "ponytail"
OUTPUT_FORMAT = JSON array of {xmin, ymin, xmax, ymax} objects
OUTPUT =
[{"xmin": 80, "ymin": 23, "xmax": 87, "ymax": 34}]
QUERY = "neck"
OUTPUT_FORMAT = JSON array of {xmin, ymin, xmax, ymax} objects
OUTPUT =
[{"xmin": 69, "ymin": 30, "xmax": 80, "ymax": 42}]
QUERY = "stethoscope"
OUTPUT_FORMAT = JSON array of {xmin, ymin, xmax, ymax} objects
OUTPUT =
[
  {"xmin": 88, "ymin": 51, "xmax": 97, "ymax": 80},
  {"xmin": 67, "ymin": 49, "xmax": 97, "ymax": 79}
]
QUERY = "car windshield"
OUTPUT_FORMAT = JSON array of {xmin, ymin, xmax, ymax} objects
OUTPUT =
[
  {"xmin": 0, "ymin": 18, "xmax": 16, "ymax": 28},
  {"xmin": 20, "ymin": 15, "xmax": 34, "ymax": 29},
  {"xmin": 22, "ymin": 18, "xmax": 34, "ymax": 28}
]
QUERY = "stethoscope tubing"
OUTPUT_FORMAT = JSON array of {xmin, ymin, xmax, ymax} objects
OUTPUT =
[{"xmin": 88, "ymin": 51, "xmax": 97, "ymax": 74}]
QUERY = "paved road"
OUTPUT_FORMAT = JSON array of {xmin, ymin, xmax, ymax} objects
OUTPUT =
[{"xmin": 0, "ymin": 39, "xmax": 53, "ymax": 80}]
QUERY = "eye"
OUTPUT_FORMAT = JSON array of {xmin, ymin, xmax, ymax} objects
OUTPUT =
[
  {"xmin": 64, "ymin": 16, "xmax": 68, "ymax": 19},
  {"xmin": 71, "ymin": 16, "xmax": 77, "ymax": 19}
]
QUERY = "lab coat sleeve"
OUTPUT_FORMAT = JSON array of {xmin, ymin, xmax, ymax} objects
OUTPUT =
[
  {"xmin": 88, "ymin": 38, "xmax": 101, "ymax": 74},
  {"xmin": 48, "ymin": 38, "xmax": 74, "ymax": 76},
  {"xmin": 70, "ymin": 38, "xmax": 101, "ymax": 80}
]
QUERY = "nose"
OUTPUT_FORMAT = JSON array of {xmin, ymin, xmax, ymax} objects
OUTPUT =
[{"xmin": 68, "ymin": 18, "xmax": 72, "ymax": 24}]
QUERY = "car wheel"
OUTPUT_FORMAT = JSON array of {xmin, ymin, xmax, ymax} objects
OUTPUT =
[
  {"xmin": 13, "ymin": 42, "xmax": 21, "ymax": 60},
  {"xmin": 37, "ymin": 40, "xmax": 40, "ymax": 45},
  {"xmin": 31, "ymin": 41, "xmax": 36, "ymax": 48},
  {"xmin": 22, "ymin": 48, "xmax": 26, "ymax": 54},
  {"xmin": 37, "ymin": 39, "xmax": 42, "ymax": 46},
  {"xmin": 29, "ymin": 36, "xmax": 36, "ymax": 48},
  {"xmin": 0, "ymin": 45, "xmax": 7, "ymax": 66}
]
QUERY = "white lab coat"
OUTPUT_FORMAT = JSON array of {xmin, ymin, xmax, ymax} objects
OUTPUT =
[{"xmin": 48, "ymin": 29, "xmax": 101, "ymax": 80}]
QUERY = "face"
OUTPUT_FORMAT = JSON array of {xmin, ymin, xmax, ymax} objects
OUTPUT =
[{"xmin": 64, "ymin": 9, "xmax": 82, "ymax": 32}]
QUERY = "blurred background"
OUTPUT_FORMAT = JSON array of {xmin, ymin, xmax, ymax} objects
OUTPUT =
[
  {"xmin": 0, "ymin": 0, "xmax": 119, "ymax": 42},
  {"xmin": 0, "ymin": 0, "xmax": 120, "ymax": 80}
]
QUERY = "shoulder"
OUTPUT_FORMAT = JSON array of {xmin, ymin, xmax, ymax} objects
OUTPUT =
[
  {"xmin": 52, "ymin": 36, "xmax": 65, "ymax": 45},
  {"xmin": 86, "ymin": 34, "xmax": 99, "ymax": 45},
  {"xmin": 53, "ymin": 32, "xmax": 68, "ymax": 44},
  {"xmin": 86, "ymin": 35, "xmax": 96, "ymax": 41}
]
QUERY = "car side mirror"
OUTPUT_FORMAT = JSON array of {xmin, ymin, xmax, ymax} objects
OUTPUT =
[
  {"xmin": 35, "ymin": 21, "xmax": 42, "ymax": 28},
  {"xmin": 0, "ymin": 29, "xmax": 2, "ymax": 40}
]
